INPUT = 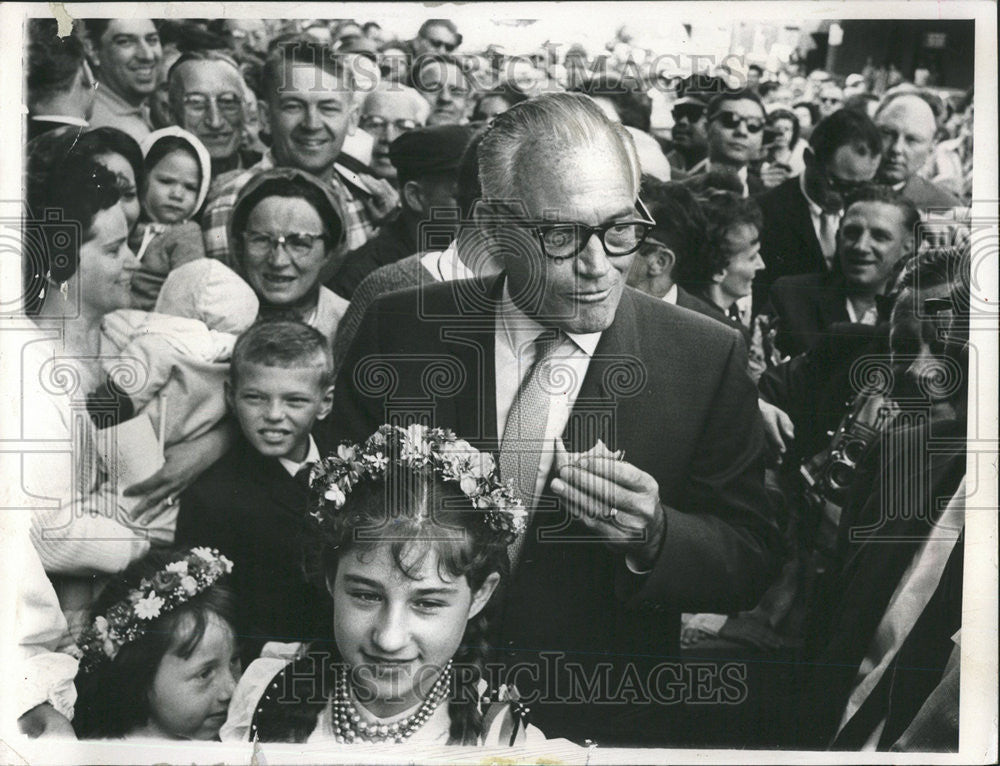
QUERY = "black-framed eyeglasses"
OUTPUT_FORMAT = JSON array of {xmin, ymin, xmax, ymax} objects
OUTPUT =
[
  {"xmin": 710, "ymin": 111, "xmax": 765, "ymax": 133},
  {"xmin": 183, "ymin": 92, "xmax": 244, "ymax": 117},
  {"xmin": 672, "ymin": 104, "xmax": 705, "ymax": 123},
  {"xmin": 505, "ymin": 199, "xmax": 657, "ymax": 260},
  {"xmin": 359, "ymin": 115, "xmax": 420, "ymax": 134},
  {"xmin": 243, "ymin": 230, "xmax": 327, "ymax": 258}
]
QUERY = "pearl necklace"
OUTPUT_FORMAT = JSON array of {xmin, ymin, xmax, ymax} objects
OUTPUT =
[{"xmin": 332, "ymin": 661, "xmax": 453, "ymax": 744}]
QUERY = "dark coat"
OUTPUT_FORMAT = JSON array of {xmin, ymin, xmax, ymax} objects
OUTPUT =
[
  {"xmin": 898, "ymin": 174, "xmax": 961, "ymax": 211},
  {"xmin": 795, "ymin": 418, "xmax": 965, "ymax": 750},
  {"xmin": 765, "ymin": 272, "xmax": 852, "ymax": 357},
  {"xmin": 176, "ymin": 433, "xmax": 334, "ymax": 664},
  {"xmin": 756, "ymin": 176, "xmax": 829, "ymax": 309},
  {"xmin": 328, "ymin": 276, "xmax": 781, "ymax": 745},
  {"xmin": 327, "ymin": 211, "xmax": 416, "ymax": 300}
]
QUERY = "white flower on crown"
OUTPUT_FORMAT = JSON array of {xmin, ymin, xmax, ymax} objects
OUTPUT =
[
  {"xmin": 180, "ymin": 576, "xmax": 198, "ymax": 595},
  {"xmin": 165, "ymin": 561, "xmax": 189, "ymax": 575},
  {"xmin": 134, "ymin": 594, "xmax": 165, "ymax": 620},
  {"xmin": 191, "ymin": 547, "xmax": 216, "ymax": 563},
  {"xmin": 400, "ymin": 423, "xmax": 433, "ymax": 462}
]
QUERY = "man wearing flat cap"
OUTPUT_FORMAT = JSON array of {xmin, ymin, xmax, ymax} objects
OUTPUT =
[{"xmin": 328, "ymin": 123, "xmax": 477, "ymax": 299}]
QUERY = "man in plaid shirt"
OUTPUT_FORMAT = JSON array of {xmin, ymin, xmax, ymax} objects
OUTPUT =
[{"xmin": 202, "ymin": 39, "xmax": 395, "ymax": 270}]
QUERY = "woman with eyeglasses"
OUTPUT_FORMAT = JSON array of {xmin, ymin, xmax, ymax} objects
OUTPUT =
[{"xmin": 229, "ymin": 167, "xmax": 348, "ymax": 344}]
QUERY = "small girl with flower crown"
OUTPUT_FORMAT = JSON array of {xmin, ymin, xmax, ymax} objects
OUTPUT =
[
  {"xmin": 221, "ymin": 424, "xmax": 553, "ymax": 746},
  {"xmin": 72, "ymin": 548, "xmax": 241, "ymax": 741}
]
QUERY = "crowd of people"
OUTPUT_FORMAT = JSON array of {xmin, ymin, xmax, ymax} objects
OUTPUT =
[{"xmin": 15, "ymin": 14, "xmax": 975, "ymax": 754}]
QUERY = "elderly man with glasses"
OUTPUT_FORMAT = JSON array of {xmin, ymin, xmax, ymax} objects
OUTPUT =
[{"xmin": 329, "ymin": 92, "xmax": 780, "ymax": 747}]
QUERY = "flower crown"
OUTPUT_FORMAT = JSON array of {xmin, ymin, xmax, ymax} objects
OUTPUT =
[
  {"xmin": 309, "ymin": 424, "xmax": 527, "ymax": 544},
  {"xmin": 78, "ymin": 548, "xmax": 233, "ymax": 673}
]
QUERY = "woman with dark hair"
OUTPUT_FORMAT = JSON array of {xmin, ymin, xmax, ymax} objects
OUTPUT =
[
  {"xmin": 676, "ymin": 190, "xmax": 765, "ymax": 344},
  {"xmin": 221, "ymin": 425, "xmax": 558, "ymax": 746},
  {"xmin": 21, "ymin": 152, "xmax": 175, "ymax": 636},
  {"xmin": 73, "ymin": 126, "xmax": 146, "ymax": 233},
  {"xmin": 72, "ymin": 547, "xmax": 239, "ymax": 740}
]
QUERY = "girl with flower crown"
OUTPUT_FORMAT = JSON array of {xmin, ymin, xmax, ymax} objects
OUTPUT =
[
  {"xmin": 221, "ymin": 424, "xmax": 554, "ymax": 746},
  {"xmin": 72, "ymin": 548, "xmax": 241, "ymax": 741}
]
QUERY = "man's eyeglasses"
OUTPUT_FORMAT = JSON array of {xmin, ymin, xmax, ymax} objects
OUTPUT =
[
  {"xmin": 359, "ymin": 115, "xmax": 420, "ymax": 134},
  {"xmin": 244, "ymin": 231, "xmax": 327, "ymax": 258},
  {"xmin": 710, "ymin": 111, "xmax": 765, "ymax": 134},
  {"xmin": 182, "ymin": 93, "xmax": 244, "ymax": 118},
  {"xmin": 506, "ymin": 200, "xmax": 657, "ymax": 260},
  {"xmin": 672, "ymin": 104, "xmax": 705, "ymax": 123}
]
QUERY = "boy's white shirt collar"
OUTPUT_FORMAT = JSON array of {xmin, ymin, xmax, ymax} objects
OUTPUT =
[{"xmin": 279, "ymin": 435, "xmax": 320, "ymax": 477}]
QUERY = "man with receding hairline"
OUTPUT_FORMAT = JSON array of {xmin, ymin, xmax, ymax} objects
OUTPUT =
[
  {"xmin": 875, "ymin": 93, "xmax": 960, "ymax": 210},
  {"xmin": 330, "ymin": 92, "xmax": 780, "ymax": 746}
]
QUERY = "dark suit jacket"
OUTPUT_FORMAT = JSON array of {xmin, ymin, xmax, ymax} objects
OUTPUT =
[
  {"xmin": 765, "ymin": 272, "xmax": 852, "ymax": 357},
  {"xmin": 795, "ymin": 418, "xmax": 965, "ymax": 750},
  {"xmin": 328, "ymin": 276, "xmax": 782, "ymax": 744},
  {"xmin": 327, "ymin": 211, "xmax": 416, "ymax": 300},
  {"xmin": 899, "ymin": 175, "xmax": 961, "ymax": 211},
  {"xmin": 177, "ymin": 433, "xmax": 334, "ymax": 664},
  {"xmin": 756, "ymin": 177, "xmax": 828, "ymax": 309}
]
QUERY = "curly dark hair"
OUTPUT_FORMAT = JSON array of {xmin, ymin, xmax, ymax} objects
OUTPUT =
[
  {"xmin": 675, "ymin": 190, "xmax": 762, "ymax": 288},
  {"xmin": 72, "ymin": 548, "xmax": 237, "ymax": 739}
]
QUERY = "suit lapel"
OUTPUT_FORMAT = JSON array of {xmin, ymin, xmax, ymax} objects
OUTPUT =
[
  {"xmin": 563, "ymin": 289, "xmax": 641, "ymax": 456},
  {"xmin": 791, "ymin": 182, "xmax": 827, "ymax": 272},
  {"xmin": 439, "ymin": 276, "xmax": 502, "ymax": 451},
  {"xmin": 818, "ymin": 273, "xmax": 851, "ymax": 328}
]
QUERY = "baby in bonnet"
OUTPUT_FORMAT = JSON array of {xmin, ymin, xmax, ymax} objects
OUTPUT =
[{"xmin": 102, "ymin": 259, "xmax": 259, "ymax": 450}]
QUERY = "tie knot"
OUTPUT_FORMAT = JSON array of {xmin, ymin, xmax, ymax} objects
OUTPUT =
[{"xmin": 295, "ymin": 462, "xmax": 315, "ymax": 488}]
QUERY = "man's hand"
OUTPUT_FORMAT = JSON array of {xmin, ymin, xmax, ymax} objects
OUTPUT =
[
  {"xmin": 362, "ymin": 177, "xmax": 400, "ymax": 224},
  {"xmin": 759, "ymin": 398, "xmax": 794, "ymax": 464},
  {"xmin": 549, "ymin": 439, "xmax": 665, "ymax": 571}
]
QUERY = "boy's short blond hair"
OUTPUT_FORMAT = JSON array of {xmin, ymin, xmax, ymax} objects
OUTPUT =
[{"xmin": 230, "ymin": 318, "xmax": 334, "ymax": 389}]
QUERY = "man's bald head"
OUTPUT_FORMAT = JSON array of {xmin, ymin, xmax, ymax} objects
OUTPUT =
[{"xmin": 875, "ymin": 93, "xmax": 937, "ymax": 185}]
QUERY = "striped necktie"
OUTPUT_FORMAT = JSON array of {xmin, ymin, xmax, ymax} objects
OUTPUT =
[{"xmin": 499, "ymin": 329, "xmax": 564, "ymax": 567}]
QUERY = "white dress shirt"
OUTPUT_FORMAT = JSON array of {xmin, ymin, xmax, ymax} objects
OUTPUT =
[
  {"xmin": 278, "ymin": 434, "xmax": 321, "ymax": 477},
  {"xmin": 660, "ymin": 284, "xmax": 679, "ymax": 304},
  {"xmin": 800, "ymin": 174, "xmax": 841, "ymax": 269},
  {"xmin": 420, "ymin": 241, "xmax": 473, "ymax": 283},
  {"xmin": 845, "ymin": 297, "xmax": 880, "ymax": 326},
  {"xmin": 494, "ymin": 284, "xmax": 601, "ymax": 501}
]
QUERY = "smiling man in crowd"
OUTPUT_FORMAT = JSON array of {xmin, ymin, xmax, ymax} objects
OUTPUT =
[
  {"xmin": 330, "ymin": 92, "xmax": 779, "ymax": 746},
  {"xmin": 82, "ymin": 18, "xmax": 162, "ymax": 143},
  {"xmin": 756, "ymin": 108, "xmax": 882, "ymax": 306},
  {"xmin": 202, "ymin": 39, "xmax": 383, "ymax": 268},
  {"xmin": 764, "ymin": 185, "xmax": 918, "ymax": 356},
  {"xmin": 168, "ymin": 50, "xmax": 258, "ymax": 177}
]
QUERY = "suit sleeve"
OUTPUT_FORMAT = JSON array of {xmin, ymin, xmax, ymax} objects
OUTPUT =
[{"xmin": 631, "ymin": 333, "xmax": 782, "ymax": 613}]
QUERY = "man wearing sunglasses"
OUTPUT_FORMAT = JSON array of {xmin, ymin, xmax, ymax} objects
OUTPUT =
[
  {"xmin": 411, "ymin": 18, "xmax": 462, "ymax": 56},
  {"xmin": 756, "ymin": 109, "xmax": 883, "ymax": 307},
  {"xmin": 665, "ymin": 94, "xmax": 709, "ymax": 177},
  {"xmin": 685, "ymin": 89, "xmax": 767, "ymax": 198},
  {"xmin": 330, "ymin": 92, "xmax": 779, "ymax": 746}
]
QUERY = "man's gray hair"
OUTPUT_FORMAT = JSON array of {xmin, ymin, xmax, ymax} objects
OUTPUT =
[{"xmin": 478, "ymin": 92, "xmax": 641, "ymax": 202}]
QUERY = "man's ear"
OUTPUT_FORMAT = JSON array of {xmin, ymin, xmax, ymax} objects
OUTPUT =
[
  {"xmin": 257, "ymin": 98, "xmax": 270, "ymax": 133},
  {"xmin": 82, "ymin": 33, "xmax": 100, "ymax": 68},
  {"xmin": 467, "ymin": 571, "xmax": 501, "ymax": 621},
  {"xmin": 401, "ymin": 179, "xmax": 425, "ymax": 215},
  {"xmin": 316, "ymin": 383, "xmax": 335, "ymax": 422}
]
